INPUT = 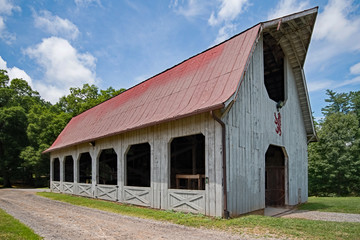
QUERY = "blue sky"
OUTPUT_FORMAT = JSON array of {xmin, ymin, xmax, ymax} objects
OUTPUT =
[{"xmin": 0, "ymin": 0, "xmax": 359, "ymax": 119}]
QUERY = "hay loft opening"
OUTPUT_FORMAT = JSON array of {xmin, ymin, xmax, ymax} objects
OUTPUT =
[
  {"xmin": 126, "ymin": 143, "xmax": 151, "ymax": 187},
  {"xmin": 64, "ymin": 155, "xmax": 74, "ymax": 182},
  {"xmin": 170, "ymin": 134, "xmax": 205, "ymax": 190},
  {"xmin": 53, "ymin": 158, "xmax": 60, "ymax": 181},
  {"xmin": 265, "ymin": 145, "xmax": 286, "ymax": 206},
  {"xmin": 98, "ymin": 148, "xmax": 117, "ymax": 185},
  {"xmin": 79, "ymin": 152, "xmax": 92, "ymax": 184},
  {"xmin": 263, "ymin": 32, "xmax": 285, "ymax": 104}
]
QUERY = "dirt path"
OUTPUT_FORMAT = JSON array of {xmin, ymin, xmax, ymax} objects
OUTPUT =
[
  {"xmin": 281, "ymin": 210, "xmax": 360, "ymax": 222},
  {"xmin": 0, "ymin": 189, "xmax": 256, "ymax": 240}
]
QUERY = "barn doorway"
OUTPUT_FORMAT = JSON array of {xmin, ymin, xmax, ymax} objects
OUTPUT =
[
  {"xmin": 126, "ymin": 143, "xmax": 151, "ymax": 187},
  {"xmin": 98, "ymin": 149, "xmax": 117, "ymax": 185},
  {"xmin": 265, "ymin": 145, "xmax": 286, "ymax": 206},
  {"xmin": 53, "ymin": 158, "xmax": 60, "ymax": 181},
  {"xmin": 170, "ymin": 134, "xmax": 205, "ymax": 190},
  {"xmin": 64, "ymin": 155, "xmax": 74, "ymax": 182},
  {"xmin": 79, "ymin": 152, "xmax": 92, "ymax": 184}
]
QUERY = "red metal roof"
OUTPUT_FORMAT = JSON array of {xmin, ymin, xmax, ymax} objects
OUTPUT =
[{"xmin": 44, "ymin": 24, "xmax": 261, "ymax": 153}]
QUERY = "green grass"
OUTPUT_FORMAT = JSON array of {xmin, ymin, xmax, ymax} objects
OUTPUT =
[
  {"xmin": 0, "ymin": 208, "xmax": 42, "ymax": 240},
  {"xmin": 37, "ymin": 192, "xmax": 360, "ymax": 240},
  {"xmin": 299, "ymin": 197, "xmax": 360, "ymax": 214}
]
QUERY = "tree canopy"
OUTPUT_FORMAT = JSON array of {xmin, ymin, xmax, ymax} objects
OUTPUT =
[
  {"xmin": 309, "ymin": 90, "xmax": 360, "ymax": 196},
  {"xmin": 0, "ymin": 70, "xmax": 125, "ymax": 187}
]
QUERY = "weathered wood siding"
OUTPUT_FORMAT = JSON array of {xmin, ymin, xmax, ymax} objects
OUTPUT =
[
  {"xmin": 222, "ymin": 36, "xmax": 308, "ymax": 216},
  {"xmin": 50, "ymin": 112, "xmax": 224, "ymax": 217}
]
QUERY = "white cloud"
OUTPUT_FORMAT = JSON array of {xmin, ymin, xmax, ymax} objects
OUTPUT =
[
  {"xmin": 74, "ymin": 0, "xmax": 101, "ymax": 7},
  {"xmin": 308, "ymin": 76, "xmax": 360, "ymax": 93},
  {"xmin": 350, "ymin": 62, "xmax": 360, "ymax": 75},
  {"xmin": 309, "ymin": 0, "xmax": 360, "ymax": 63},
  {"xmin": 0, "ymin": 16, "xmax": 4, "ymax": 31},
  {"xmin": 0, "ymin": 0, "xmax": 20, "ymax": 44},
  {"xmin": 170, "ymin": 0, "xmax": 211, "ymax": 18},
  {"xmin": 0, "ymin": 0, "xmax": 20, "ymax": 15},
  {"xmin": 308, "ymin": 80, "xmax": 334, "ymax": 92},
  {"xmin": 207, "ymin": 0, "xmax": 249, "ymax": 45},
  {"xmin": 25, "ymin": 37, "xmax": 97, "ymax": 103},
  {"xmin": 0, "ymin": 56, "xmax": 33, "ymax": 87},
  {"xmin": 267, "ymin": 0, "xmax": 310, "ymax": 20},
  {"xmin": 34, "ymin": 10, "xmax": 80, "ymax": 40},
  {"xmin": 212, "ymin": 24, "xmax": 236, "ymax": 45},
  {"xmin": 208, "ymin": 0, "xmax": 249, "ymax": 26}
]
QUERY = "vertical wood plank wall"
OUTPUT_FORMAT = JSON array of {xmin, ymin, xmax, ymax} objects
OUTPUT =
[
  {"xmin": 222, "ymin": 36, "xmax": 308, "ymax": 216},
  {"xmin": 50, "ymin": 112, "xmax": 224, "ymax": 217}
]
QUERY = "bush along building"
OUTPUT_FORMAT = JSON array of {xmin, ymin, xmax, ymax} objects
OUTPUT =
[{"xmin": 44, "ymin": 7, "xmax": 318, "ymax": 218}]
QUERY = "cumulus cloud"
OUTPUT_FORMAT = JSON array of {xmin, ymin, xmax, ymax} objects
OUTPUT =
[
  {"xmin": 25, "ymin": 37, "xmax": 97, "ymax": 103},
  {"xmin": 208, "ymin": 0, "xmax": 249, "ymax": 45},
  {"xmin": 208, "ymin": 0, "xmax": 249, "ymax": 26},
  {"xmin": 0, "ymin": 0, "xmax": 20, "ymax": 44},
  {"xmin": 267, "ymin": 0, "xmax": 310, "ymax": 20},
  {"xmin": 0, "ymin": 56, "xmax": 33, "ymax": 86},
  {"xmin": 213, "ymin": 24, "xmax": 236, "ymax": 45},
  {"xmin": 34, "ymin": 10, "xmax": 80, "ymax": 40}
]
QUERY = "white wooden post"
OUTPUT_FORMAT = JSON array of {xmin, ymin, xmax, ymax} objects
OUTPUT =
[
  {"xmin": 114, "ymin": 146, "xmax": 122, "ymax": 202},
  {"xmin": 73, "ymin": 154, "xmax": 79, "ymax": 183},
  {"xmin": 91, "ymin": 147, "xmax": 99, "ymax": 197},
  {"xmin": 59, "ymin": 156, "xmax": 64, "ymax": 192},
  {"xmin": 50, "ymin": 157, "xmax": 53, "ymax": 183}
]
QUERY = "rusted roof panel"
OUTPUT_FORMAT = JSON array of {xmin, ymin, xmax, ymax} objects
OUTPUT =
[{"xmin": 44, "ymin": 24, "xmax": 261, "ymax": 153}]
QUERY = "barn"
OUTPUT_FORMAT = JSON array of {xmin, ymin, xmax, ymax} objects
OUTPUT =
[{"xmin": 44, "ymin": 7, "xmax": 318, "ymax": 218}]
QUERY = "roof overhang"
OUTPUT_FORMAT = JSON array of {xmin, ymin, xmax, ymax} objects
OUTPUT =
[{"xmin": 261, "ymin": 7, "xmax": 318, "ymax": 142}]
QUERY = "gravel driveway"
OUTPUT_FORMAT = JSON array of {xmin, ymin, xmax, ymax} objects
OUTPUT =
[
  {"xmin": 281, "ymin": 210, "xmax": 360, "ymax": 222},
  {"xmin": 0, "ymin": 189, "xmax": 255, "ymax": 240}
]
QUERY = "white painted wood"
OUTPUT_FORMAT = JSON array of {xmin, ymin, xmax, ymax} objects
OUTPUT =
[
  {"xmin": 50, "ymin": 113, "xmax": 224, "ymax": 216},
  {"xmin": 96, "ymin": 184, "xmax": 118, "ymax": 201},
  {"xmin": 222, "ymin": 35, "xmax": 309, "ymax": 216},
  {"xmin": 63, "ymin": 182, "xmax": 74, "ymax": 194},
  {"xmin": 74, "ymin": 154, "xmax": 79, "ymax": 184},
  {"xmin": 123, "ymin": 186, "xmax": 152, "ymax": 207},
  {"xmin": 77, "ymin": 183, "xmax": 92, "ymax": 197},
  {"xmin": 51, "ymin": 181, "xmax": 61, "ymax": 193},
  {"xmin": 168, "ymin": 189, "xmax": 205, "ymax": 214}
]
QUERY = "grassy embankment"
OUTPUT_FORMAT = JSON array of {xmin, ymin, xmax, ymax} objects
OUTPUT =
[
  {"xmin": 0, "ymin": 208, "xmax": 42, "ymax": 240},
  {"xmin": 37, "ymin": 192, "xmax": 360, "ymax": 240}
]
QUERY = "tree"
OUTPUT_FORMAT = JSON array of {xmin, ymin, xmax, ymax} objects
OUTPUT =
[
  {"xmin": 309, "ymin": 90, "xmax": 360, "ymax": 196},
  {"xmin": 0, "ymin": 106, "xmax": 27, "ymax": 187},
  {"xmin": 0, "ymin": 69, "xmax": 126, "ymax": 187},
  {"xmin": 20, "ymin": 104, "xmax": 71, "ymax": 185},
  {"xmin": 57, "ymin": 84, "xmax": 125, "ymax": 117}
]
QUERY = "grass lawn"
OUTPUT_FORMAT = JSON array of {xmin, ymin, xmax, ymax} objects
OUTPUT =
[
  {"xmin": 0, "ymin": 208, "xmax": 42, "ymax": 240},
  {"xmin": 299, "ymin": 197, "xmax": 360, "ymax": 214},
  {"xmin": 37, "ymin": 192, "xmax": 360, "ymax": 240}
]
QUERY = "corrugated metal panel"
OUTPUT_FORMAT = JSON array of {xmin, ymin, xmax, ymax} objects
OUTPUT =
[{"xmin": 45, "ymin": 24, "xmax": 261, "ymax": 153}]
